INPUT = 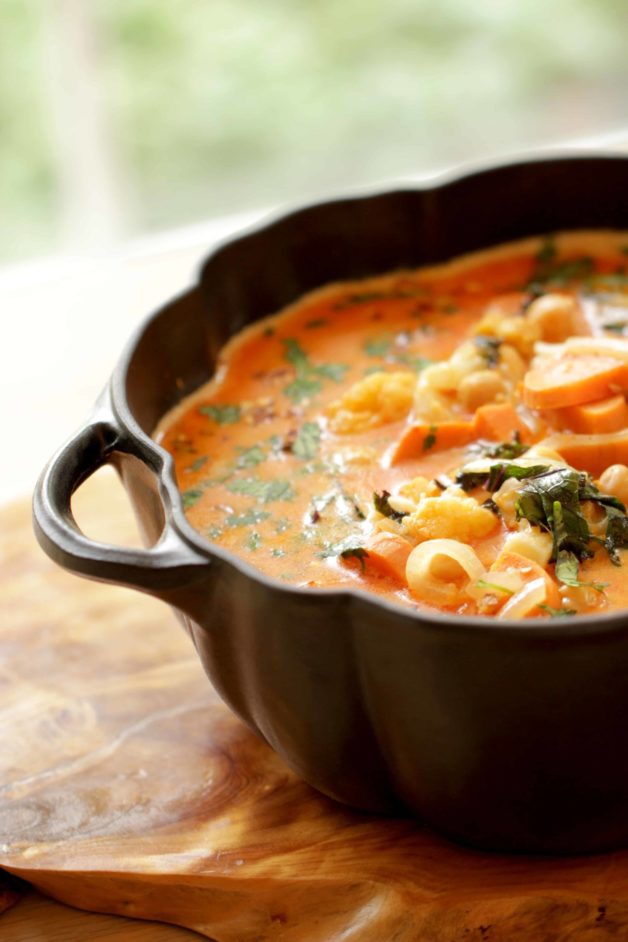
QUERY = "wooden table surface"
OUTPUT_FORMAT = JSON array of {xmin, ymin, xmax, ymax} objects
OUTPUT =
[{"xmin": 4, "ymin": 470, "xmax": 628, "ymax": 941}]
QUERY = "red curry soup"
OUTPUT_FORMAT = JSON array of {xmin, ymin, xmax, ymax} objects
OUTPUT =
[{"xmin": 157, "ymin": 232, "xmax": 628, "ymax": 619}]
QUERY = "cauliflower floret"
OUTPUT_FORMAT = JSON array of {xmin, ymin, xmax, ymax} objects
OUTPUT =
[
  {"xmin": 401, "ymin": 494, "xmax": 498, "ymax": 543},
  {"xmin": 398, "ymin": 475, "xmax": 439, "ymax": 502},
  {"xmin": 502, "ymin": 524, "xmax": 553, "ymax": 567},
  {"xmin": 327, "ymin": 371, "xmax": 416, "ymax": 434}
]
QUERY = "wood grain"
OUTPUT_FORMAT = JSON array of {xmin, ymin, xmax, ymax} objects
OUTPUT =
[{"xmin": 2, "ymin": 469, "xmax": 628, "ymax": 941}]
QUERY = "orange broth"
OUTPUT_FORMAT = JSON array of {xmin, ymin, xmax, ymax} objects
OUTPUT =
[{"xmin": 157, "ymin": 233, "xmax": 628, "ymax": 618}]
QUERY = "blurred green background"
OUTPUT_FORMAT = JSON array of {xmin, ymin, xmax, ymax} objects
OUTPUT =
[{"xmin": 3, "ymin": 0, "xmax": 628, "ymax": 262}]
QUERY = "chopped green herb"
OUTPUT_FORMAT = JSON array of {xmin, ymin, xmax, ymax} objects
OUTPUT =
[
  {"xmin": 235, "ymin": 445, "xmax": 266, "ymax": 468},
  {"xmin": 527, "ymin": 244, "xmax": 595, "ymax": 290},
  {"xmin": 226, "ymin": 509, "xmax": 271, "ymax": 528},
  {"xmin": 538, "ymin": 604, "xmax": 577, "ymax": 618},
  {"xmin": 604, "ymin": 322, "xmax": 628, "ymax": 334},
  {"xmin": 373, "ymin": 490, "xmax": 407, "ymax": 521},
  {"xmin": 274, "ymin": 518, "xmax": 291, "ymax": 533},
  {"xmin": 423, "ymin": 425, "xmax": 437, "ymax": 452},
  {"xmin": 475, "ymin": 578, "xmax": 514, "ymax": 596},
  {"xmin": 364, "ymin": 335, "xmax": 392, "ymax": 357},
  {"xmin": 182, "ymin": 488, "xmax": 204, "ymax": 509},
  {"xmin": 393, "ymin": 353, "xmax": 433, "ymax": 372},
  {"xmin": 457, "ymin": 463, "xmax": 549, "ymax": 493},
  {"xmin": 305, "ymin": 318, "xmax": 328, "ymax": 329},
  {"xmin": 227, "ymin": 477, "xmax": 295, "ymax": 503},
  {"xmin": 199, "ymin": 403, "xmax": 242, "ymax": 425},
  {"xmin": 271, "ymin": 548, "xmax": 286, "ymax": 557},
  {"xmin": 514, "ymin": 467, "xmax": 628, "ymax": 585},
  {"xmin": 282, "ymin": 338, "xmax": 347, "ymax": 402},
  {"xmin": 187, "ymin": 456, "xmax": 208, "ymax": 473},
  {"xmin": 291, "ymin": 422, "xmax": 321, "ymax": 460},
  {"xmin": 340, "ymin": 547, "xmax": 369, "ymax": 572},
  {"xmin": 263, "ymin": 326, "xmax": 276, "ymax": 337},
  {"xmin": 484, "ymin": 433, "xmax": 530, "ymax": 461},
  {"xmin": 247, "ymin": 532, "xmax": 262, "ymax": 551}
]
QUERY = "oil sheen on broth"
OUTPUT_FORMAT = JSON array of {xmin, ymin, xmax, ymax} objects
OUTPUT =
[{"xmin": 157, "ymin": 232, "xmax": 628, "ymax": 619}]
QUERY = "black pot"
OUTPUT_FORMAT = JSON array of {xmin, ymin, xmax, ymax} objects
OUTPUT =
[{"xmin": 33, "ymin": 154, "xmax": 628, "ymax": 854}]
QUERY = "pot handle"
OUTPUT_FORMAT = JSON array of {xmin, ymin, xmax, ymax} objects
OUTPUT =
[{"xmin": 33, "ymin": 411, "xmax": 207, "ymax": 595}]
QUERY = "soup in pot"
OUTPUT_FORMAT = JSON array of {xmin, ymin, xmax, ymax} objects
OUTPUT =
[{"xmin": 157, "ymin": 232, "xmax": 628, "ymax": 619}]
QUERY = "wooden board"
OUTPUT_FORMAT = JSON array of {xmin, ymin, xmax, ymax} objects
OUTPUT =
[{"xmin": 3, "ymin": 469, "xmax": 628, "ymax": 941}]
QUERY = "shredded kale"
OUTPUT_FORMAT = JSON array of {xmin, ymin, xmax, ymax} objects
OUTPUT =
[
  {"xmin": 515, "ymin": 467, "xmax": 628, "ymax": 586},
  {"xmin": 483, "ymin": 431, "xmax": 530, "ymax": 461},
  {"xmin": 456, "ymin": 463, "xmax": 549, "ymax": 493},
  {"xmin": 339, "ymin": 547, "xmax": 369, "ymax": 571},
  {"xmin": 373, "ymin": 490, "xmax": 407, "ymax": 522}
]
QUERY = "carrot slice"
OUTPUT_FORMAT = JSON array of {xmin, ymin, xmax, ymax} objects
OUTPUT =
[
  {"xmin": 540, "ymin": 430, "xmax": 628, "ymax": 478},
  {"xmin": 473, "ymin": 402, "xmax": 533, "ymax": 443},
  {"xmin": 490, "ymin": 550, "xmax": 562, "ymax": 615},
  {"xmin": 362, "ymin": 532, "xmax": 413, "ymax": 583},
  {"xmin": 522, "ymin": 355, "xmax": 628, "ymax": 410},
  {"xmin": 390, "ymin": 420, "xmax": 475, "ymax": 463},
  {"xmin": 548, "ymin": 394, "xmax": 628, "ymax": 435}
]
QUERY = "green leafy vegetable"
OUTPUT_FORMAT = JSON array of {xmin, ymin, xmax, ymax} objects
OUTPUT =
[
  {"xmin": 484, "ymin": 432, "xmax": 530, "ymax": 461},
  {"xmin": 199, "ymin": 403, "xmax": 242, "ymax": 424},
  {"xmin": 227, "ymin": 477, "xmax": 294, "ymax": 503},
  {"xmin": 235, "ymin": 445, "xmax": 266, "ymax": 468},
  {"xmin": 339, "ymin": 547, "xmax": 369, "ymax": 571},
  {"xmin": 456, "ymin": 463, "xmax": 549, "ymax": 493},
  {"xmin": 282, "ymin": 338, "xmax": 347, "ymax": 402},
  {"xmin": 226, "ymin": 509, "xmax": 271, "ymax": 528},
  {"xmin": 538, "ymin": 604, "xmax": 577, "ymax": 618},
  {"xmin": 187, "ymin": 456, "xmax": 208, "ymax": 473},
  {"xmin": 373, "ymin": 490, "xmax": 407, "ymax": 521},
  {"xmin": 527, "ymin": 238, "xmax": 595, "ymax": 290},
  {"xmin": 515, "ymin": 467, "xmax": 628, "ymax": 586},
  {"xmin": 475, "ymin": 578, "xmax": 514, "ymax": 596},
  {"xmin": 423, "ymin": 425, "xmax": 437, "ymax": 452},
  {"xmin": 247, "ymin": 532, "xmax": 262, "ymax": 551},
  {"xmin": 182, "ymin": 488, "xmax": 203, "ymax": 509},
  {"xmin": 364, "ymin": 335, "xmax": 392, "ymax": 357},
  {"xmin": 291, "ymin": 421, "xmax": 322, "ymax": 460}
]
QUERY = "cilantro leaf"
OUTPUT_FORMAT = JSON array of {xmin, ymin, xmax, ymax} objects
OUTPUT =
[
  {"xmin": 227, "ymin": 477, "xmax": 294, "ymax": 503},
  {"xmin": 292, "ymin": 422, "xmax": 321, "ymax": 460},
  {"xmin": 199, "ymin": 403, "xmax": 242, "ymax": 424},
  {"xmin": 235, "ymin": 445, "xmax": 266, "ymax": 468},
  {"xmin": 282, "ymin": 338, "xmax": 347, "ymax": 402},
  {"xmin": 182, "ymin": 488, "xmax": 203, "ymax": 509}
]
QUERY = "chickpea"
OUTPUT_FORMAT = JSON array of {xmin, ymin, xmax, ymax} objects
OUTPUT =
[
  {"xmin": 599, "ymin": 464, "xmax": 628, "ymax": 507},
  {"xmin": 498, "ymin": 343, "xmax": 526, "ymax": 383},
  {"xmin": 458, "ymin": 369, "xmax": 506, "ymax": 412},
  {"xmin": 526, "ymin": 293, "xmax": 578, "ymax": 343}
]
